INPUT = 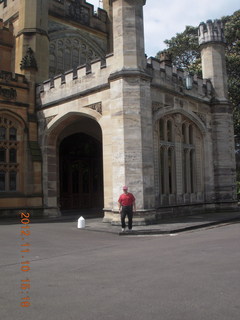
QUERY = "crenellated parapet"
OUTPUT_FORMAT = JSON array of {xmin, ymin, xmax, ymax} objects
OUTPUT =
[
  {"xmin": 49, "ymin": 0, "xmax": 109, "ymax": 32},
  {"xmin": 198, "ymin": 19, "xmax": 225, "ymax": 45},
  {"xmin": 0, "ymin": 70, "xmax": 28, "ymax": 85},
  {"xmin": 37, "ymin": 51, "xmax": 214, "ymax": 110},
  {"xmin": 0, "ymin": 70, "xmax": 30, "ymax": 108},
  {"xmin": 147, "ymin": 57, "xmax": 213, "ymax": 101},
  {"xmin": 37, "ymin": 53, "xmax": 114, "ymax": 108}
]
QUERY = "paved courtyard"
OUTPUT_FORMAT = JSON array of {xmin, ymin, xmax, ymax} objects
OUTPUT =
[{"xmin": 0, "ymin": 218, "xmax": 239, "ymax": 320}]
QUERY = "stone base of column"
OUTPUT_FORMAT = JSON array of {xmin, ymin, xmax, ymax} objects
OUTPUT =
[
  {"xmin": 103, "ymin": 209, "xmax": 157, "ymax": 226},
  {"xmin": 0, "ymin": 207, "xmax": 44, "ymax": 218},
  {"xmin": 214, "ymin": 201, "xmax": 238, "ymax": 212}
]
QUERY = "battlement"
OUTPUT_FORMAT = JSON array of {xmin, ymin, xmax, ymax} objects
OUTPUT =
[
  {"xmin": 37, "ymin": 53, "xmax": 115, "ymax": 108},
  {"xmin": 0, "ymin": 70, "xmax": 28, "ymax": 85},
  {"xmin": 49, "ymin": 0, "xmax": 109, "ymax": 33},
  {"xmin": 0, "ymin": 18, "xmax": 13, "ymax": 44},
  {"xmin": 147, "ymin": 57, "xmax": 213, "ymax": 100},
  {"xmin": 198, "ymin": 19, "xmax": 225, "ymax": 45}
]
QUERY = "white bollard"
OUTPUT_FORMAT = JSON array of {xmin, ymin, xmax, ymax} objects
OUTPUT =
[{"xmin": 77, "ymin": 216, "xmax": 85, "ymax": 229}]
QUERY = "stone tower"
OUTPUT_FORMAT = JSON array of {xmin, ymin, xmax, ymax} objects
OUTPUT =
[
  {"xmin": 199, "ymin": 20, "xmax": 236, "ymax": 207},
  {"xmin": 109, "ymin": 0, "xmax": 155, "ymax": 218},
  {"xmin": 111, "ymin": 0, "xmax": 146, "ymax": 71}
]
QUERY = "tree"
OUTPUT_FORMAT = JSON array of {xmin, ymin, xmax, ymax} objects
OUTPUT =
[{"xmin": 156, "ymin": 10, "xmax": 240, "ymax": 134}]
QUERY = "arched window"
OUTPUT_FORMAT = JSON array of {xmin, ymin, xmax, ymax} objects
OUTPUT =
[
  {"xmin": 0, "ymin": 171, "xmax": 6, "ymax": 192},
  {"xmin": 182, "ymin": 123, "xmax": 186, "ymax": 143},
  {"xmin": 0, "ymin": 117, "xmax": 19, "ymax": 192},
  {"xmin": 168, "ymin": 148, "xmax": 174, "ymax": 193},
  {"xmin": 167, "ymin": 120, "xmax": 173, "ymax": 142},
  {"xmin": 9, "ymin": 171, "xmax": 17, "ymax": 191},
  {"xmin": 189, "ymin": 125, "xmax": 193, "ymax": 144},
  {"xmin": 0, "ymin": 148, "xmax": 6, "ymax": 162},
  {"xmin": 9, "ymin": 127, "xmax": 17, "ymax": 140},
  {"xmin": 72, "ymin": 48, "xmax": 79, "ymax": 68},
  {"xmin": 0, "ymin": 126, "xmax": 6, "ymax": 140},
  {"xmin": 159, "ymin": 119, "xmax": 164, "ymax": 140},
  {"xmin": 183, "ymin": 149, "xmax": 188, "ymax": 193},
  {"xmin": 190, "ymin": 149, "xmax": 195, "ymax": 193},
  {"xmin": 65, "ymin": 48, "xmax": 71, "ymax": 70},
  {"xmin": 159, "ymin": 120, "xmax": 176, "ymax": 196},
  {"xmin": 57, "ymin": 50, "xmax": 64, "ymax": 74},
  {"xmin": 49, "ymin": 36, "xmax": 103, "ymax": 77},
  {"xmin": 9, "ymin": 148, "xmax": 17, "ymax": 163},
  {"xmin": 157, "ymin": 114, "xmax": 203, "ymax": 205},
  {"xmin": 160, "ymin": 146, "xmax": 165, "ymax": 194}
]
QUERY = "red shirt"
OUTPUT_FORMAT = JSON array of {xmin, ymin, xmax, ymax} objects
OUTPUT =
[{"xmin": 118, "ymin": 193, "xmax": 135, "ymax": 206}]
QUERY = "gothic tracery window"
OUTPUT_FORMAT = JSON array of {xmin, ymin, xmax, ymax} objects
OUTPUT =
[
  {"xmin": 0, "ymin": 117, "xmax": 19, "ymax": 192},
  {"xmin": 49, "ymin": 37, "xmax": 102, "ymax": 77},
  {"xmin": 157, "ymin": 114, "xmax": 203, "ymax": 204},
  {"xmin": 159, "ymin": 117, "xmax": 176, "ymax": 195}
]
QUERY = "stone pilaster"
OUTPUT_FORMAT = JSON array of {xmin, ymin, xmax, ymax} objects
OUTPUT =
[{"xmin": 15, "ymin": 0, "xmax": 49, "ymax": 83}]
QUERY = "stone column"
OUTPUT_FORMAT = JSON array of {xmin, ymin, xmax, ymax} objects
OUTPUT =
[{"xmin": 199, "ymin": 20, "xmax": 237, "ymax": 207}]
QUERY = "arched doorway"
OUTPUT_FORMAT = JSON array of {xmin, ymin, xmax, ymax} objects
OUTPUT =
[{"xmin": 59, "ymin": 132, "xmax": 103, "ymax": 211}]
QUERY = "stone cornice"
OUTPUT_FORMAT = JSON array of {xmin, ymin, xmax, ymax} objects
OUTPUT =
[
  {"xmin": 38, "ymin": 83, "xmax": 110, "ymax": 109},
  {"xmin": 108, "ymin": 69, "xmax": 152, "ymax": 82},
  {"xmin": 151, "ymin": 83, "xmax": 212, "ymax": 105},
  {"xmin": 111, "ymin": 0, "xmax": 146, "ymax": 5},
  {"xmin": 16, "ymin": 28, "xmax": 49, "ymax": 39}
]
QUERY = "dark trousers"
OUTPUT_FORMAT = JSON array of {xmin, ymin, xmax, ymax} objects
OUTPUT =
[{"xmin": 121, "ymin": 206, "xmax": 133, "ymax": 230}]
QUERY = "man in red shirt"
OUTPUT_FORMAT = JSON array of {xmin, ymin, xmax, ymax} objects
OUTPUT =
[{"xmin": 118, "ymin": 186, "xmax": 136, "ymax": 232}]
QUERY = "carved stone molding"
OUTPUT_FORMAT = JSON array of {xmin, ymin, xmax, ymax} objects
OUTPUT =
[
  {"xmin": 0, "ymin": 71, "xmax": 12, "ymax": 82},
  {"xmin": 193, "ymin": 111, "xmax": 207, "ymax": 126},
  {"xmin": 20, "ymin": 48, "xmax": 38, "ymax": 71},
  {"xmin": 45, "ymin": 115, "xmax": 57, "ymax": 126},
  {"xmin": 0, "ymin": 86, "xmax": 17, "ymax": 100},
  {"xmin": 84, "ymin": 102, "xmax": 102, "ymax": 115},
  {"xmin": 152, "ymin": 101, "xmax": 163, "ymax": 114}
]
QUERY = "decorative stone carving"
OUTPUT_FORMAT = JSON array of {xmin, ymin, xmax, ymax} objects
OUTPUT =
[
  {"xmin": 152, "ymin": 101, "xmax": 163, "ymax": 114},
  {"xmin": 0, "ymin": 71, "xmax": 12, "ymax": 82},
  {"xmin": 193, "ymin": 111, "xmax": 207, "ymax": 126},
  {"xmin": 20, "ymin": 48, "xmax": 38, "ymax": 70},
  {"xmin": 45, "ymin": 115, "xmax": 57, "ymax": 126},
  {"xmin": 84, "ymin": 102, "xmax": 102, "ymax": 115},
  {"xmin": 0, "ymin": 86, "xmax": 17, "ymax": 99}
]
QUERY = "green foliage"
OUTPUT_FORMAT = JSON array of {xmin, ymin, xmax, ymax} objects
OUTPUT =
[{"xmin": 156, "ymin": 10, "xmax": 240, "ymax": 134}]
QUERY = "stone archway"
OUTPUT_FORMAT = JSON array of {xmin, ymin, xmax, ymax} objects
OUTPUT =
[
  {"xmin": 41, "ymin": 113, "xmax": 104, "ymax": 217},
  {"xmin": 59, "ymin": 132, "xmax": 103, "ymax": 210}
]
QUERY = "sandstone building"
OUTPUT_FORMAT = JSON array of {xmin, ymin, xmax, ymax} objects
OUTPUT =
[{"xmin": 0, "ymin": 0, "xmax": 237, "ymax": 223}]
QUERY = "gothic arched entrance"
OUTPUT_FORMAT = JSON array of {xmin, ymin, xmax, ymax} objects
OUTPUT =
[{"xmin": 59, "ymin": 132, "xmax": 103, "ymax": 210}]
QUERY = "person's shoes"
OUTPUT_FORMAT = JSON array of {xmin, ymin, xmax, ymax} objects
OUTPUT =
[
  {"xmin": 121, "ymin": 228, "xmax": 125, "ymax": 232},
  {"xmin": 128, "ymin": 229, "xmax": 133, "ymax": 232}
]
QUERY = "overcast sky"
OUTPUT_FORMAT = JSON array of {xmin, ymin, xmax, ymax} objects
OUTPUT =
[{"xmin": 90, "ymin": 0, "xmax": 239, "ymax": 57}]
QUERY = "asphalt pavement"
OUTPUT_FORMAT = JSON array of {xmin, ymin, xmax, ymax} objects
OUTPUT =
[
  {"xmin": 0, "ymin": 213, "xmax": 240, "ymax": 320},
  {"xmin": 2, "ymin": 209, "xmax": 239, "ymax": 235}
]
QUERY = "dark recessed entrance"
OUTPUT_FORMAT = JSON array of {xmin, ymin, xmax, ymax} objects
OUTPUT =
[{"xmin": 59, "ymin": 132, "xmax": 103, "ymax": 210}]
